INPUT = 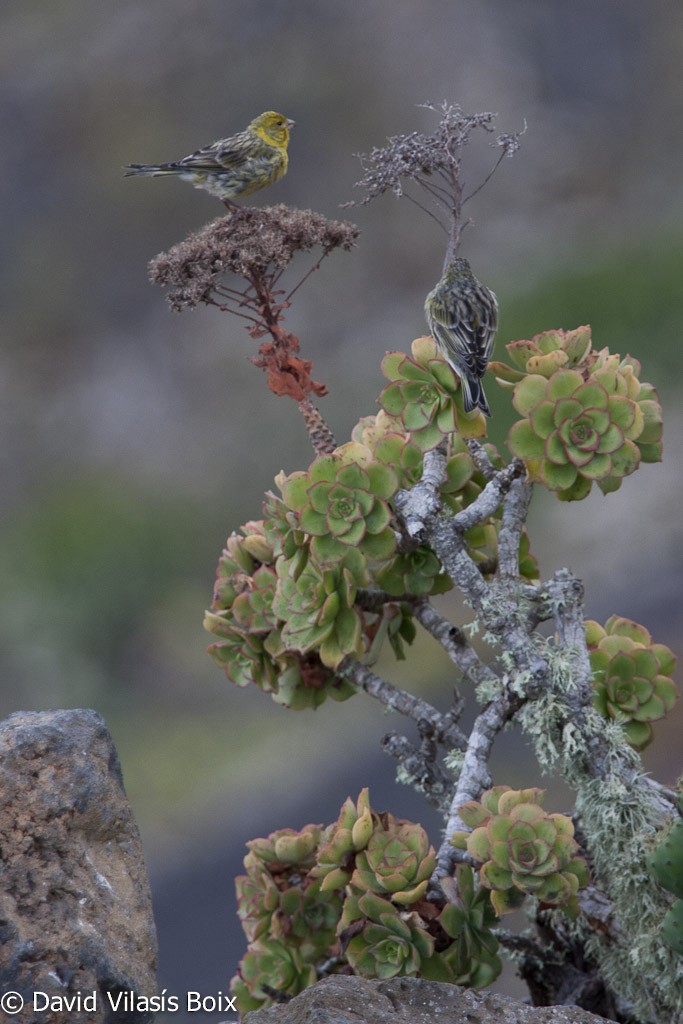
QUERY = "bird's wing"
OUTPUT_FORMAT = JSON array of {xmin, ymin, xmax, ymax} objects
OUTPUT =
[
  {"xmin": 432, "ymin": 286, "xmax": 498, "ymax": 378},
  {"xmin": 470, "ymin": 285, "xmax": 498, "ymax": 375},
  {"xmin": 176, "ymin": 131, "xmax": 258, "ymax": 172},
  {"xmin": 429, "ymin": 292, "xmax": 481, "ymax": 376}
]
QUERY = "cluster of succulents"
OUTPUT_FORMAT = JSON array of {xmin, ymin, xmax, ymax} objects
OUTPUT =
[
  {"xmin": 648, "ymin": 796, "xmax": 683, "ymax": 955},
  {"xmin": 205, "ymin": 437, "xmax": 432, "ymax": 703},
  {"xmin": 204, "ymin": 522, "xmax": 356, "ymax": 708},
  {"xmin": 491, "ymin": 327, "xmax": 663, "ymax": 501},
  {"xmin": 586, "ymin": 616, "xmax": 677, "ymax": 751},
  {"xmin": 231, "ymin": 824, "xmax": 342, "ymax": 1013},
  {"xmin": 231, "ymin": 790, "xmax": 502, "ymax": 1012},
  {"xmin": 451, "ymin": 786, "xmax": 588, "ymax": 916},
  {"xmin": 205, "ymin": 397, "xmax": 543, "ymax": 702}
]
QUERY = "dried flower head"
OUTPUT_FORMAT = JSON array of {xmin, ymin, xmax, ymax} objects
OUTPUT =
[
  {"xmin": 148, "ymin": 205, "xmax": 359, "ymax": 313},
  {"xmin": 346, "ymin": 102, "xmax": 524, "ymax": 259},
  {"xmin": 147, "ymin": 205, "xmax": 358, "ymax": 412}
]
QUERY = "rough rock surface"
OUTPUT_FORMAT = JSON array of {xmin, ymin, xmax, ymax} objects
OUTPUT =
[
  {"xmin": 0, "ymin": 709, "xmax": 157, "ymax": 1023},
  {"xmin": 244, "ymin": 975, "xmax": 614, "ymax": 1024}
]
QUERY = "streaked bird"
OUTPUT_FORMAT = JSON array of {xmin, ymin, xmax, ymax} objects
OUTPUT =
[
  {"xmin": 424, "ymin": 256, "xmax": 498, "ymax": 416},
  {"xmin": 124, "ymin": 110, "xmax": 295, "ymax": 205}
]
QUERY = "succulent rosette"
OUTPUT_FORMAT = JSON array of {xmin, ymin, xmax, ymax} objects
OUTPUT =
[
  {"xmin": 230, "ymin": 564, "xmax": 279, "ymax": 633},
  {"xmin": 315, "ymin": 790, "xmax": 436, "ymax": 907},
  {"xmin": 490, "ymin": 326, "xmax": 594, "ymax": 384},
  {"xmin": 362, "ymin": 602, "xmax": 418, "ymax": 664},
  {"xmin": 376, "ymin": 547, "xmax": 451, "ymax": 597},
  {"xmin": 342, "ymin": 890, "xmax": 435, "ymax": 980},
  {"xmin": 272, "ymin": 548, "xmax": 367, "ymax": 669},
  {"xmin": 237, "ymin": 858, "xmax": 341, "ymax": 957},
  {"xmin": 497, "ymin": 328, "xmax": 663, "ymax": 501},
  {"xmin": 231, "ymin": 938, "xmax": 318, "ymax": 1014},
  {"xmin": 589, "ymin": 350, "xmax": 663, "ymax": 472},
  {"xmin": 429, "ymin": 865, "xmax": 501, "ymax": 988},
  {"xmin": 586, "ymin": 615, "xmax": 677, "ymax": 750},
  {"xmin": 205, "ymin": 617, "xmax": 280, "ymax": 693},
  {"xmin": 350, "ymin": 412, "xmax": 424, "ymax": 488},
  {"xmin": 205, "ymin": 528, "xmax": 356, "ymax": 707},
  {"xmin": 451, "ymin": 787, "xmax": 588, "ymax": 915},
  {"xmin": 379, "ymin": 336, "xmax": 487, "ymax": 450},
  {"xmin": 506, "ymin": 369, "xmax": 645, "ymax": 501},
  {"xmin": 279, "ymin": 443, "xmax": 398, "ymax": 564},
  {"xmin": 312, "ymin": 788, "xmax": 375, "ymax": 891},
  {"xmin": 263, "ymin": 491, "xmax": 308, "ymax": 560},
  {"xmin": 246, "ymin": 824, "xmax": 323, "ymax": 868},
  {"xmin": 350, "ymin": 818, "xmax": 437, "ymax": 905}
]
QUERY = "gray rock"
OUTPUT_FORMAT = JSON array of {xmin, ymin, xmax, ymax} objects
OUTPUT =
[
  {"xmin": 0, "ymin": 709, "xmax": 157, "ymax": 1023},
  {"xmin": 244, "ymin": 975, "xmax": 614, "ymax": 1024}
]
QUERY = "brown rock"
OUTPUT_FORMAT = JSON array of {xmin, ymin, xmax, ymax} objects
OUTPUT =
[
  {"xmin": 0, "ymin": 709, "xmax": 157, "ymax": 1023},
  {"xmin": 244, "ymin": 975, "xmax": 615, "ymax": 1024}
]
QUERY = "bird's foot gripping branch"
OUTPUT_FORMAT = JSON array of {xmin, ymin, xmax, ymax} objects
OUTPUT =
[{"xmin": 141, "ymin": 104, "xmax": 680, "ymax": 1023}]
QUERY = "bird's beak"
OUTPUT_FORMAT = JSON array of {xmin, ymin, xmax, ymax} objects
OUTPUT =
[{"xmin": 286, "ymin": 119, "xmax": 296, "ymax": 130}]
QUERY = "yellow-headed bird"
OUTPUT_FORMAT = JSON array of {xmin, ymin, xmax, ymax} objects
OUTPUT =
[
  {"xmin": 424, "ymin": 256, "xmax": 498, "ymax": 416},
  {"xmin": 125, "ymin": 111, "xmax": 295, "ymax": 204}
]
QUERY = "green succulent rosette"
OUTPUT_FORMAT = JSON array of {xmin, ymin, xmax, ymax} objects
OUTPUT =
[
  {"xmin": 246, "ymin": 824, "xmax": 323, "ymax": 868},
  {"xmin": 235, "ymin": 861, "xmax": 281, "ymax": 943},
  {"xmin": 231, "ymin": 938, "xmax": 318, "ymax": 1014},
  {"xmin": 230, "ymin": 564, "xmax": 279, "ymax": 633},
  {"xmin": 586, "ymin": 615, "xmax": 677, "ymax": 751},
  {"xmin": 342, "ymin": 890, "xmax": 435, "ymax": 980},
  {"xmin": 379, "ymin": 336, "xmax": 487, "ymax": 450},
  {"xmin": 376, "ymin": 546, "xmax": 451, "ymax": 597},
  {"xmin": 427, "ymin": 865, "xmax": 501, "ymax": 988},
  {"xmin": 350, "ymin": 413, "xmax": 424, "ymax": 491},
  {"xmin": 451, "ymin": 786, "xmax": 588, "ymax": 916},
  {"xmin": 589, "ymin": 349, "xmax": 663, "ymax": 471},
  {"xmin": 263, "ymin": 491, "xmax": 308, "ymax": 561},
  {"xmin": 205, "ymin": 616, "xmax": 280, "ymax": 693},
  {"xmin": 279, "ymin": 443, "xmax": 398, "ymax": 564},
  {"xmin": 506, "ymin": 368, "xmax": 645, "ymax": 501},
  {"xmin": 205, "ymin": 529, "xmax": 356, "ymax": 707},
  {"xmin": 315, "ymin": 790, "xmax": 436, "ymax": 907},
  {"xmin": 490, "ymin": 326, "xmax": 594, "ymax": 384},
  {"xmin": 363, "ymin": 601, "xmax": 417, "ymax": 663},
  {"xmin": 237, "ymin": 863, "xmax": 341, "ymax": 956},
  {"xmin": 500, "ymin": 329, "xmax": 663, "ymax": 501},
  {"xmin": 272, "ymin": 548, "xmax": 367, "ymax": 669},
  {"xmin": 313, "ymin": 788, "xmax": 375, "ymax": 891},
  {"xmin": 350, "ymin": 818, "xmax": 437, "ymax": 905}
]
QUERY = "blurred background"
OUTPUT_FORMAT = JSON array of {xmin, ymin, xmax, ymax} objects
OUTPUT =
[{"xmin": 2, "ymin": 0, "xmax": 682, "ymax": 1017}]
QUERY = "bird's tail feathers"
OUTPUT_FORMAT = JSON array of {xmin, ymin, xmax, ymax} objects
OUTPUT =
[
  {"xmin": 460, "ymin": 375, "xmax": 491, "ymax": 417},
  {"xmin": 124, "ymin": 163, "xmax": 181, "ymax": 177}
]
